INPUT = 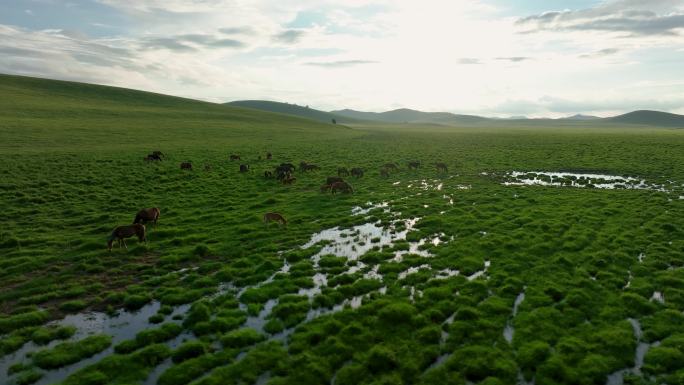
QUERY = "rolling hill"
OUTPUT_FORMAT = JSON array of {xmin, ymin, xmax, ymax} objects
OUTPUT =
[
  {"xmin": 332, "ymin": 108, "xmax": 490, "ymax": 125},
  {"xmin": 226, "ymin": 100, "xmax": 358, "ymax": 124},
  {"xmin": 606, "ymin": 110, "xmax": 684, "ymax": 128},
  {"xmin": 0, "ymin": 74, "xmax": 351, "ymax": 152}
]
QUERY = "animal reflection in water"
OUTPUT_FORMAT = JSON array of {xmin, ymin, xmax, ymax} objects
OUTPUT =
[{"xmin": 107, "ymin": 224, "xmax": 147, "ymax": 251}]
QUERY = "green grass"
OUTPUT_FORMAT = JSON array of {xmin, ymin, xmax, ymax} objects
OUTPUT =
[{"xmin": 2, "ymin": 74, "xmax": 684, "ymax": 384}]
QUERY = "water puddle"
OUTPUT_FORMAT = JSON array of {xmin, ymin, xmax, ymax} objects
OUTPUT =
[
  {"xmin": 398, "ymin": 264, "xmax": 431, "ymax": 280},
  {"xmin": 504, "ymin": 291, "xmax": 525, "ymax": 344},
  {"xmin": 503, "ymin": 171, "xmax": 670, "ymax": 192},
  {"xmin": 606, "ymin": 318, "xmax": 660, "ymax": 385},
  {"xmin": 650, "ymin": 291, "xmax": 665, "ymax": 304},
  {"xmin": 351, "ymin": 202, "xmax": 389, "ymax": 216},
  {"xmin": 466, "ymin": 260, "xmax": 491, "ymax": 281}
]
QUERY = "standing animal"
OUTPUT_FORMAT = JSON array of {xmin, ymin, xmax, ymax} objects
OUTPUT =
[
  {"xmin": 275, "ymin": 166, "xmax": 291, "ymax": 180},
  {"xmin": 320, "ymin": 184, "xmax": 332, "ymax": 193},
  {"xmin": 240, "ymin": 164, "xmax": 250, "ymax": 173},
  {"xmin": 408, "ymin": 161, "xmax": 421, "ymax": 170},
  {"xmin": 107, "ymin": 224, "xmax": 146, "ymax": 251},
  {"xmin": 263, "ymin": 212, "xmax": 287, "ymax": 226},
  {"xmin": 331, "ymin": 181, "xmax": 354, "ymax": 194},
  {"xmin": 230, "ymin": 154, "xmax": 241, "ymax": 161},
  {"xmin": 383, "ymin": 163, "xmax": 399, "ymax": 172},
  {"xmin": 266, "ymin": 152, "xmax": 272, "ymax": 160},
  {"xmin": 435, "ymin": 163, "xmax": 448, "ymax": 173},
  {"xmin": 151, "ymin": 151, "xmax": 164, "ymax": 159},
  {"xmin": 264, "ymin": 171, "xmax": 274, "ymax": 178},
  {"xmin": 351, "ymin": 168, "xmax": 364, "ymax": 178},
  {"xmin": 180, "ymin": 162, "xmax": 192, "ymax": 170},
  {"xmin": 133, "ymin": 207, "xmax": 160, "ymax": 226},
  {"xmin": 280, "ymin": 163, "xmax": 296, "ymax": 173},
  {"xmin": 327, "ymin": 176, "xmax": 344, "ymax": 185},
  {"xmin": 380, "ymin": 168, "xmax": 390, "ymax": 178},
  {"xmin": 338, "ymin": 168, "xmax": 350, "ymax": 177}
]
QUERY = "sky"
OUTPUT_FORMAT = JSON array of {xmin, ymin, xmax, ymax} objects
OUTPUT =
[{"xmin": 1, "ymin": 0, "xmax": 684, "ymax": 117}]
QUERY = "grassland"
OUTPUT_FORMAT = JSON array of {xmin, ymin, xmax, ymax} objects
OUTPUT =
[{"xmin": 1, "ymin": 74, "xmax": 684, "ymax": 385}]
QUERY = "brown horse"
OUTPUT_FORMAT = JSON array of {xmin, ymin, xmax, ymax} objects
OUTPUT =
[
  {"xmin": 351, "ymin": 168, "xmax": 364, "ymax": 178},
  {"xmin": 435, "ymin": 162, "xmax": 448, "ymax": 172},
  {"xmin": 338, "ymin": 167, "xmax": 350, "ymax": 177},
  {"xmin": 107, "ymin": 224, "xmax": 146, "ymax": 251},
  {"xmin": 230, "ymin": 154, "xmax": 241, "ymax": 161},
  {"xmin": 408, "ymin": 161, "xmax": 421, "ymax": 170},
  {"xmin": 180, "ymin": 162, "xmax": 192, "ymax": 170},
  {"xmin": 326, "ymin": 176, "xmax": 344, "ymax": 185},
  {"xmin": 133, "ymin": 207, "xmax": 160, "ymax": 226},
  {"xmin": 263, "ymin": 212, "xmax": 287, "ymax": 226},
  {"xmin": 331, "ymin": 181, "xmax": 353, "ymax": 194}
]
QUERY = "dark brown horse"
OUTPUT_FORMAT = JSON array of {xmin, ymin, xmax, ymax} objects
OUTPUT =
[
  {"xmin": 152, "ymin": 151, "xmax": 164, "ymax": 158},
  {"xmin": 180, "ymin": 162, "xmax": 192, "ymax": 170},
  {"xmin": 351, "ymin": 168, "xmax": 364, "ymax": 178},
  {"xmin": 263, "ymin": 212, "xmax": 287, "ymax": 226},
  {"xmin": 331, "ymin": 181, "xmax": 353, "ymax": 194},
  {"xmin": 107, "ymin": 224, "xmax": 146, "ymax": 251},
  {"xmin": 133, "ymin": 207, "xmax": 160, "ymax": 226}
]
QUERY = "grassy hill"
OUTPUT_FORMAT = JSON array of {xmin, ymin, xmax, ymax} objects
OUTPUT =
[
  {"xmin": 0, "ymin": 74, "xmax": 352, "ymax": 153},
  {"xmin": 607, "ymin": 110, "xmax": 684, "ymax": 127},
  {"xmin": 332, "ymin": 108, "xmax": 489, "ymax": 125},
  {"xmin": 226, "ymin": 100, "xmax": 358, "ymax": 124}
]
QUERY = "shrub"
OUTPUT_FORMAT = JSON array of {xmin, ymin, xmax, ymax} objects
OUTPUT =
[
  {"xmin": 33, "ymin": 334, "xmax": 112, "ymax": 369},
  {"xmin": 172, "ymin": 341, "xmax": 207, "ymax": 363},
  {"xmin": 221, "ymin": 328, "xmax": 265, "ymax": 349}
]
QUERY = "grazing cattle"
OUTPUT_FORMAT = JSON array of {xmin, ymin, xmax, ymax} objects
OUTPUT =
[
  {"xmin": 283, "ymin": 176, "xmax": 296, "ymax": 185},
  {"xmin": 263, "ymin": 212, "xmax": 287, "ymax": 226},
  {"xmin": 331, "ymin": 181, "xmax": 354, "ymax": 194},
  {"xmin": 107, "ymin": 224, "xmax": 146, "ymax": 251},
  {"xmin": 351, "ymin": 168, "xmax": 364, "ymax": 178},
  {"xmin": 380, "ymin": 168, "xmax": 390, "ymax": 178},
  {"xmin": 180, "ymin": 162, "xmax": 192, "ymax": 170},
  {"xmin": 320, "ymin": 184, "xmax": 332, "ymax": 193},
  {"xmin": 240, "ymin": 164, "xmax": 250, "ymax": 173},
  {"xmin": 230, "ymin": 154, "xmax": 241, "ymax": 161},
  {"xmin": 264, "ymin": 171, "xmax": 274, "ymax": 178},
  {"xmin": 327, "ymin": 176, "xmax": 344, "ymax": 185},
  {"xmin": 383, "ymin": 163, "xmax": 399, "ymax": 172},
  {"xmin": 302, "ymin": 164, "xmax": 320, "ymax": 172},
  {"xmin": 266, "ymin": 152, "xmax": 272, "ymax": 160},
  {"xmin": 435, "ymin": 163, "xmax": 448, "ymax": 172},
  {"xmin": 338, "ymin": 168, "xmax": 350, "ymax": 177},
  {"xmin": 408, "ymin": 161, "xmax": 421, "ymax": 170},
  {"xmin": 133, "ymin": 207, "xmax": 160, "ymax": 226}
]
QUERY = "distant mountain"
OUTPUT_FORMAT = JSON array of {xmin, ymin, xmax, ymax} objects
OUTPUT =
[
  {"xmin": 226, "ymin": 100, "xmax": 356, "ymax": 124},
  {"xmin": 332, "ymin": 108, "xmax": 489, "ymax": 125},
  {"xmin": 565, "ymin": 114, "xmax": 600, "ymax": 120},
  {"xmin": 606, "ymin": 110, "xmax": 684, "ymax": 127}
]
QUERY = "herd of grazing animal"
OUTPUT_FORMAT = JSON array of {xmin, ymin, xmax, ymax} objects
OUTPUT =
[{"xmin": 125, "ymin": 150, "xmax": 450, "ymax": 251}]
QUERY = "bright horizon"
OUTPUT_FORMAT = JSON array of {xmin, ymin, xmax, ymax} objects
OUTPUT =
[{"xmin": 2, "ymin": 0, "xmax": 684, "ymax": 118}]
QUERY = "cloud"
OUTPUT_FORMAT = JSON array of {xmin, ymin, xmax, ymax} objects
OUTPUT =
[
  {"xmin": 517, "ymin": 0, "xmax": 684, "ymax": 36},
  {"xmin": 580, "ymin": 48, "xmax": 620, "ymax": 58},
  {"xmin": 495, "ymin": 56, "xmax": 531, "ymax": 62},
  {"xmin": 273, "ymin": 29, "xmax": 306, "ymax": 44},
  {"xmin": 457, "ymin": 58, "xmax": 482, "ymax": 65},
  {"xmin": 304, "ymin": 59, "xmax": 376, "ymax": 68},
  {"xmin": 219, "ymin": 27, "xmax": 255, "ymax": 35},
  {"xmin": 142, "ymin": 34, "xmax": 245, "ymax": 51}
]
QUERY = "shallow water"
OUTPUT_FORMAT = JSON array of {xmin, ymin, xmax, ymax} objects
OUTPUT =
[
  {"xmin": 504, "ymin": 292, "xmax": 525, "ymax": 344},
  {"xmin": 605, "ymin": 318, "xmax": 659, "ymax": 385},
  {"xmin": 503, "ymin": 171, "xmax": 669, "ymax": 192}
]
